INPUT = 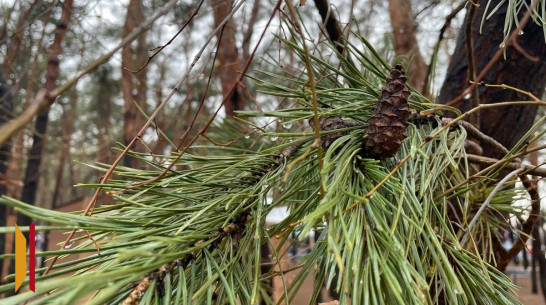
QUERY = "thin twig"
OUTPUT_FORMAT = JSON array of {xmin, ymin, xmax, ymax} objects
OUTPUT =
[
  {"xmin": 511, "ymin": 39, "xmax": 539, "ymax": 62},
  {"xmin": 475, "ymin": 82, "xmax": 542, "ymax": 101},
  {"xmin": 422, "ymin": 1, "xmax": 466, "ymax": 95},
  {"xmin": 201, "ymin": 134, "xmax": 239, "ymax": 147},
  {"xmin": 455, "ymin": 119, "xmax": 517, "ymax": 160},
  {"xmin": 285, "ymin": 0, "xmax": 325, "ymax": 197},
  {"xmin": 460, "ymin": 166, "xmax": 525, "ymax": 246},
  {"xmin": 463, "ymin": 154, "xmax": 546, "ymax": 177},
  {"xmin": 124, "ymin": 0, "xmax": 206, "ymax": 74},
  {"xmin": 435, "ymin": 142, "xmax": 546, "ymax": 200}
]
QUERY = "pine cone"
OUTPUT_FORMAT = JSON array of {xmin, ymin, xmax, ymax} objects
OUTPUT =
[{"xmin": 364, "ymin": 65, "xmax": 411, "ymax": 160}]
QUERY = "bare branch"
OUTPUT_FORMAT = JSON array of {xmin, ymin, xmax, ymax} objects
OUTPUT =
[
  {"xmin": 423, "ymin": 1, "xmax": 465, "ymax": 96},
  {"xmin": 464, "ymin": 154, "xmax": 546, "ymax": 177}
]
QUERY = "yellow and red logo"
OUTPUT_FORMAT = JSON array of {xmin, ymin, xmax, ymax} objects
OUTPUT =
[{"xmin": 14, "ymin": 223, "xmax": 35, "ymax": 292}]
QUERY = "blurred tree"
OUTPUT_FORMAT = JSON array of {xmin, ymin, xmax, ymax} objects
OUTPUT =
[
  {"xmin": 122, "ymin": 0, "xmax": 148, "ymax": 168},
  {"xmin": 210, "ymin": 0, "xmax": 246, "ymax": 117}
]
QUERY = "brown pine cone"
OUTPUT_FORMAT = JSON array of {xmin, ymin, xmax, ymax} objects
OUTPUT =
[{"xmin": 364, "ymin": 64, "xmax": 411, "ymax": 160}]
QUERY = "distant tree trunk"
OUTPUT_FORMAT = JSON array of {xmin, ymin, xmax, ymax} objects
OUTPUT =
[
  {"xmin": 4, "ymin": 19, "xmax": 49, "ymax": 199},
  {"xmin": 121, "ymin": 0, "xmax": 148, "ymax": 168},
  {"xmin": 94, "ymin": 65, "xmax": 116, "ymax": 165},
  {"xmin": 387, "ymin": 0, "xmax": 428, "ymax": 93},
  {"xmin": 532, "ymin": 220, "xmax": 546, "ymax": 300},
  {"xmin": 0, "ymin": 70, "xmax": 13, "ymax": 284},
  {"xmin": 51, "ymin": 87, "xmax": 77, "ymax": 209},
  {"xmin": 210, "ymin": 0, "xmax": 245, "ymax": 117},
  {"xmin": 1, "ymin": 0, "xmax": 39, "ymax": 78},
  {"xmin": 439, "ymin": 1, "xmax": 546, "ymax": 159},
  {"xmin": 8, "ymin": 0, "xmax": 74, "ymax": 281}
]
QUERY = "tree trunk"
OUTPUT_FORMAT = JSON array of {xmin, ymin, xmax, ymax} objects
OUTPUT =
[
  {"xmin": 121, "ymin": 0, "xmax": 148, "ymax": 168},
  {"xmin": 8, "ymin": 0, "xmax": 74, "ymax": 282},
  {"xmin": 51, "ymin": 88, "xmax": 77, "ymax": 209},
  {"xmin": 532, "ymin": 220, "xmax": 546, "ymax": 300},
  {"xmin": 439, "ymin": 1, "xmax": 546, "ymax": 159},
  {"xmin": 387, "ymin": 0, "xmax": 428, "ymax": 93},
  {"xmin": 210, "ymin": 0, "xmax": 245, "ymax": 117},
  {"xmin": 0, "ymin": 70, "xmax": 13, "ymax": 284}
]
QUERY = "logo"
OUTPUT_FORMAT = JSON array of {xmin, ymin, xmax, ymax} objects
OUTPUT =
[{"xmin": 14, "ymin": 223, "xmax": 35, "ymax": 292}]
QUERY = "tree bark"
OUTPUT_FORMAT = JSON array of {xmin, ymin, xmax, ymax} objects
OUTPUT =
[
  {"xmin": 439, "ymin": 1, "xmax": 546, "ymax": 159},
  {"xmin": 122, "ymin": 0, "xmax": 148, "ymax": 168},
  {"xmin": 210, "ymin": 0, "xmax": 245, "ymax": 117},
  {"xmin": 387, "ymin": 0, "xmax": 428, "ymax": 93}
]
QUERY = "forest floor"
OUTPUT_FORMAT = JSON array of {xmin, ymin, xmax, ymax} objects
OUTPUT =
[{"xmin": 512, "ymin": 267, "xmax": 545, "ymax": 304}]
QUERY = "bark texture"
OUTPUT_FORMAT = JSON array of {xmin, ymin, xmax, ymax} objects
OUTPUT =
[
  {"xmin": 122, "ymin": 0, "xmax": 148, "ymax": 167},
  {"xmin": 439, "ymin": 1, "xmax": 546, "ymax": 159},
  {"xmin": 210, "ymin": 0, "xmax": 245, "ymax": 117},
  {"xmin": 387, "ymin": 0, "xmax": 428, "ymax": 93}
]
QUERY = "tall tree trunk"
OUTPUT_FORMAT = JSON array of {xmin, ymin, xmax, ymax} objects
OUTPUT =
[
  {"xmin": 0, "ymin": 70, "xmax": 13, "ymax": 285},
  {"xmin": 439, "ymin": 1, "xmax": 546, "ymax": 159},
  {"xmin": 210, "ymin": 0, "xmax": 245, "ymax": 117},
  {"xmin": 8, "ymin": 0, "xmax": 74, "ymax": 283},
  {"xmin": 51, "ymin": 88, "xmax": 77, "ymax": 209},
  {"xmin": 387, "ymin": 0, "xmax": 428, "ymax": 93},
  {"xmin": 121, "ymin": 0, "xmax": 148, "ymax": 168}
]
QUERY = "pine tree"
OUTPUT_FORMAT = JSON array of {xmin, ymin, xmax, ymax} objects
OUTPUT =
[{"xmin": 0, "ymin": 1, "xmax": 543, "ymax": 304}]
